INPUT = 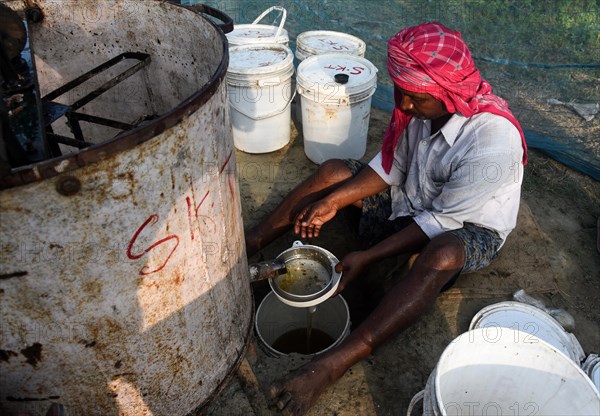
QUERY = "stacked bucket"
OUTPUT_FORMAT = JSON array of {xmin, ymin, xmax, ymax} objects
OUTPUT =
[
  {"xmin": 226, "ymin": 7, "xmax": 294, "ymax": 153},
  {"xmin": 408, "ymin": 296, "xmax": 600, "ymax": 416},
  {"xmin": 225, "ymin": 7, "xmax": 377, "ymax": 163}
]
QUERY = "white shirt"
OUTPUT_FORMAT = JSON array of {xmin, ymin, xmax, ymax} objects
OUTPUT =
[{"xmin": 369, "ymin": 112, "xmax": 524, "ymax": 244}]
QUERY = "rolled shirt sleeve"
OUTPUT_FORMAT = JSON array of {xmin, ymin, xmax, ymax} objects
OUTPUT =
[{"xmin": 368, "ymin": 151, "xmax": 403, "ymax": 186}]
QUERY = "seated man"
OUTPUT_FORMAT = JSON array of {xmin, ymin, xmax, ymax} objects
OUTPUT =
[{"xmin": 245, "ymin": 22, "xmax": 527, "ymax": 416}]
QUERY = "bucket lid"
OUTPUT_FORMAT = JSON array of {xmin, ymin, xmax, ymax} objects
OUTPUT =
[
  {"xmin": 296, "ymin": 53, "xmax": 377, "ymax": 103},
  {"xmin": 469, "ymin": 301, "xmax": 584, "ymax": 363},
  {"xmin": 296, "ymin": 30, "xmax": 366, "ymax": 58},
  {"xmin": 227, "ymin": 44, "xmax": 293, "ymax": 79},
  {"xmin": 227, "ymin": 24, "xmax": 289, "ymax": 46}
]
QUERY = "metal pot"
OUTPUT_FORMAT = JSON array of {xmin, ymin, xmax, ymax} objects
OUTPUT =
[{"xmin": 269, "ymin": 241, "xmax": 343, "ymax": 308}]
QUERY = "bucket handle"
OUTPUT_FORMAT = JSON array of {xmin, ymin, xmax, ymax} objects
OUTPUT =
[
  {"xmin": 406, "ymin": 390, "xmax": 425, "ymax": 416},
  {"xmin": 252, "ymin": 6, "xmax": 287, "ymax": 39},
  {"xmin": 180, "ymin": 3, "xmax": 234, "ymax": 34},
  {"xmin": 229, "ymin": 86, "xmax": 296, "ymax": 121}
]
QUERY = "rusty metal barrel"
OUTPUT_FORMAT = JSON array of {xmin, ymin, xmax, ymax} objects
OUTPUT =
[{"xmin": 0, "ymin": 1, "xmax": 252, "ymax": 415}]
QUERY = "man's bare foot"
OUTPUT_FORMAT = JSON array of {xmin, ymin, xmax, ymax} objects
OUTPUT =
[{"xmin": 268, "ymin": 360, "xmax": 333, "ymax": 416}]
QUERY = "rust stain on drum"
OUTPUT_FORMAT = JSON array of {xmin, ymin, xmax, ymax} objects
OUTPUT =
[
  {"xmin": 0, "ymin": 350, "xmax": 18, "ymax": 362},
  {"xmin": 0, "ymin": 271, "xmax": 28, "ymax": 280},
  {"xmin": 325, "ymin": 108, "xmax": 338, "ymax": 120},
  {"xmin": 55, "ymin": 176, "xmax": 81, "ymax": 196},
  {"xmin": 20, "ymin": 343, "xmax": 43, "ymax": 367},
  {"xmin": 82, "ymin": 279, "xmax": 103, "ymax": 299}
]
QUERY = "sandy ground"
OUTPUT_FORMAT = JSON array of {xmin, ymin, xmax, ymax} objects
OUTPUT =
[{"xmin": 201, "ymin": 104, "xmax": 600, "ymax": 416}]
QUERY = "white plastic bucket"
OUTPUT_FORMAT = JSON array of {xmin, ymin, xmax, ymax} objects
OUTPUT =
[
  {"xmin": 582, "ymin": 354, "xmax": 600, "ymax": 392},
  {"xmin": 295, "ymin": 30, "xmax": 366, "ymax": 63},
  {"xmin": 469, "ymin": 301, "xmax": 585, "ymax": 363},
  {"xmin": 226, "ymin": 6, "xmax": 289, "ymax": 47},
  {"xmin": 424, "ymin": 328, "xmax": 600, "ymax": 416},
  {"xmin": 227, "ymin": 44, "xmax": 294, "ymax": 153},
  {"xmin": 255, "ymin": 292, "xmax": 351, "ymax": 357},
  {"xmin": 293, "ymin": 31, "xmax": 366, "ymax": 127},
  {"xmin": 296, "ymin": 54, "xmax": 377, "ymax": 164}
]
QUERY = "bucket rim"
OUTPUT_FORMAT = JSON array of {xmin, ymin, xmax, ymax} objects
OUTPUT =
[
  {"xmin": 227, "ymin": 23, "xmax": 289, "ymax": 44},
  {"xmin": 254, "ymin": 291, "xmax": 351, "ymax": 357},
  {"xmin": 469, "ymin": 300, "xmax": 582, "ymax": 362},
  {"xmin": 434, "ymin": 328, "xmax": 600, "ymax": 415},
  {"xmin": 296, "ymin": 53, "xmax": 378, "ymax": 101},
  {"xmin": 0, "ymin": 1, "xmax": 229, "ymax": 190},
  {"xmin": 227, "ymin": 44, "xmax": 294, "ymax": 77},
  {"xmin": 296, "ymin": 30, "xmax": 366, "ymax": 56}
]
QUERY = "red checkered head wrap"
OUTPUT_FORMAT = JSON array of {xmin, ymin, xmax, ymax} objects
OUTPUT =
[{"xmin": 382, "ymin": 22, "xmax": 527, "ymax": 173}]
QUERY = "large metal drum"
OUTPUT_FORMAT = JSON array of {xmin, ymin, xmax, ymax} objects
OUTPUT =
[{"xmin": 0, "ymin": 1, "xmax": 252, "ymax": 415}]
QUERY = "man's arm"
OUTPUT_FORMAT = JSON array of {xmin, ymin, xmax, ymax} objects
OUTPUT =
[
  {"xmin": 335, "ymin": 220, "xmax": 430, "ymax": 292},
  {"xmin": 294, "ymin": 166, "xmax": 389, "ymax": 238},
  {"xmin": 364, "ymin": 220, "xmax": 429, "ymax": 262}
]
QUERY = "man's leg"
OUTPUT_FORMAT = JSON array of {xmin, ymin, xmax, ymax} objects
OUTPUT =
[
  {"xmin": 245, "ymin": 159, "xmax": 355, "ymax": 257},
  {"xmin": 269, "ymin": 232, "xmax": 465, "ymax": 416}
]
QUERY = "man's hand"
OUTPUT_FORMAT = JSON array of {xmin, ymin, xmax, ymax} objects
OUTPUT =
[
  {"xmin": 293, "ymin": 166, "xmax": 389, "ymax": 239},
  {"xmin": 333, "ymin": 250, "xmax": 369, "ymax": 295},
  {"xmin": 294, "ymin": 199, "xmax": 338, "ymax": 238}
]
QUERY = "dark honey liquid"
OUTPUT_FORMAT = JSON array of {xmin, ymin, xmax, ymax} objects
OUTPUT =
[
  {"xmin": 271, "ymin": 328, "xmax": 335, "ymax": 355},
  {"xmin": 273, "ymin": 258, "xmax": 329, "ymax": 295}
]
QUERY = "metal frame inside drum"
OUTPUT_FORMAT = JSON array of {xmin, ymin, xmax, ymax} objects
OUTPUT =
[
  {"xmin": 0, "ymin": 2, "xmax": 229, "ymax": 190},
  {"xmin": 271, "ymin": 245, "xmax": 341, "ymax": 303}
]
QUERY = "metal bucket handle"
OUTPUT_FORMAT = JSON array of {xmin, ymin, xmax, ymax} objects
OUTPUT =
[
  {"xmin": 252, "ymin": 6, "xmax": 287, "ymax": 39},
  {"xmin": 184, "ymin": 3, "xmax": 234, "ymax": 34}
]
